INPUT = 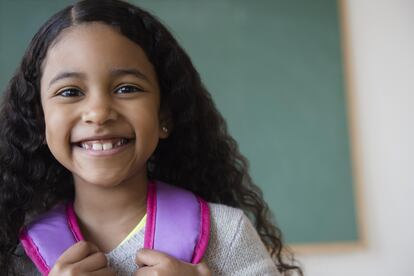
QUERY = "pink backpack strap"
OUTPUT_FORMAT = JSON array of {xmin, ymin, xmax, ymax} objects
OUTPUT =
[
  {"xmin": 145, "ymin": 180, "xmax": 210, "ymax": 263},
  {"xmin": 19, "ymin": 203, "xmax": 84, "ymax": 275}
]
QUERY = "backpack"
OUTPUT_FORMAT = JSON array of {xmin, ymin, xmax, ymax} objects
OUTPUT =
[{"xmin": 19, "ymin": 180, "xmax": 210, "ymax": 275}]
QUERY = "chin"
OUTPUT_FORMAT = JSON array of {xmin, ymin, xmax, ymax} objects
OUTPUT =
[{"xmin": 78, "ymin": 173, "xmax": 125, "ymax": 188}]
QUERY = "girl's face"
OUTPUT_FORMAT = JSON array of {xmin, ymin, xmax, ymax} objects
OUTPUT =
[{"xmin": 40, "ymin": 22, "xmax": 167, "ymax": 188}]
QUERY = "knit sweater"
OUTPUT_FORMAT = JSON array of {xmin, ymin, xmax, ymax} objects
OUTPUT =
[{"xmin": 13, "ymin": 203, "xmax": 280, "ymax": 275}]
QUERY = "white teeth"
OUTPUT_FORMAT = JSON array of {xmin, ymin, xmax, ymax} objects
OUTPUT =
[
  {"xmin": 103, "ymin": 143, "xmax": 113, "ymax": 150},
  {"xmin": 92, "ymin": 143, "xmax": 103, "ymax": 151},
  {"xmin": 80, "ymin": 139, "xmax": 128, "ymax": 151}
]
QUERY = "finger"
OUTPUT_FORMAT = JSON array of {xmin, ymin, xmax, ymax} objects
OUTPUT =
[
  {"xmin": 134, "ymin": 265, "xmax": 153, "ymax": 275},
  {"xmin": 74, "ymin": 251, "xmax": 108, "ymax": 272},
  {"xmin": 57, "ymin": 241, "xmax": 99, "ymax": 265},
  {"xmin": 196, "ymin": 260, "xmax": 211, "ymax": 275},
  {"xmin": 88, "ymin": 267, "xmax": 116, "ymax": 276},
  {"xmin": 135, "ymin": 248, "xmax": 172, "ymax": 267}
]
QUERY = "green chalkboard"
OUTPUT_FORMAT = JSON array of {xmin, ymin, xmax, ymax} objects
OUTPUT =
[{"xmin": 0, "ymin": 0, "xmax": 359, "ymax": 246}]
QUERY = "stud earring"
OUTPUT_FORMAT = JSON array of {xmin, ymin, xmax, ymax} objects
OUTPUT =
[{"xmin": 162, "ymin": 126, "xmax": 169, "ymax": 133}]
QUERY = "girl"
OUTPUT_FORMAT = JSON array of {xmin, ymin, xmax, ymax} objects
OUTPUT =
[{"xmin": 0, "ymin": 0, "xmax": 302, "ymax": 275}]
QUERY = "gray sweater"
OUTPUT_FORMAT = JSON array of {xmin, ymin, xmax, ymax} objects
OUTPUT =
[{"xmin": 14, "ymin": 203, "xmax": 280, "ymax": 275}]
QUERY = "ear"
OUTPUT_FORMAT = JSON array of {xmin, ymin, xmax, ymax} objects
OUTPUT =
[{"xmin": 159, "ymin": 109, "xmax": 173, "ymax": 139}]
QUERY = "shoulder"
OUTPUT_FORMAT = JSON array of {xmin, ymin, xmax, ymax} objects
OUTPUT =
[
  {"xmin": 207, "ymin": 202, "xmax": 245, "ymax": 235},
  {"xmin": 204, "ymin": 202, "xmax": 281, "ymax": 275}
]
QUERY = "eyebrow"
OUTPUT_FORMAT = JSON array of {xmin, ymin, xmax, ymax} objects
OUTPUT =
[
  {"xmin": 48, "ymin": 68, "xmax": 150, "ymax": 88},
  {"xmin": 48, "ymin": 72, "xmax": 85, "ymax": 88}
]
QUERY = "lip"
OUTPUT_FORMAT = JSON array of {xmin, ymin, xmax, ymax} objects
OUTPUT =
[{"xmin": 73, "ymin": 139, "xmax": 134, "ymax": 157}]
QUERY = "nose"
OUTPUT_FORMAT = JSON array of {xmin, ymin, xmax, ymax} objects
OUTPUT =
[{"xmin": 81, "ymin": 94, "xmax": 118, "ymax": 125}]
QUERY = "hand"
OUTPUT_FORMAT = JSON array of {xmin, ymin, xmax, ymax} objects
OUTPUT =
[
  {"xmin": 134, "ymin": 248, "xmax": 211, "ymax": 276},
  {"xmin": 49, "ymin": 241, "xmax": 115, "ymax": 276}
]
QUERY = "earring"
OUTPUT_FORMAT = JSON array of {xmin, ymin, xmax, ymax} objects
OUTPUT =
[{"xmin": 162, "ymin": 126, "xmax": 169, "ymax": 133}]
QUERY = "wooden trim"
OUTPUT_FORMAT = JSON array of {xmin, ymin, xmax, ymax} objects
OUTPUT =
[
  {"xmin": 290, "ymin": 240, "xmax": 366, "ymax": 255},
  {"xmin": 338, "ymin": 0, "xmax": 368, "ymax": 254}
]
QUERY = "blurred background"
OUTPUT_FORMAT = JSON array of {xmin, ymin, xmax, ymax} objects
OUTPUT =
[
  {"xmin": 1, "ymin": 0, "xmax": 413, "ymax": 275},
  {"xmin": 300, "ymin": 0, "xmax": 414, "ymax": 275}
]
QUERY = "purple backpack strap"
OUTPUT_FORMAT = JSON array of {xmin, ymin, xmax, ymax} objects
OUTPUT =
[
  {"xmin": 19, "ymin": 203, "xmax": 84, "ymax": 275},
  {"xmin": 145, "ymin": 180, "xmax": 210, "ymax": 264},
  {"xmin": 19, "ymin": 180, "xmax": 210, "ymax": 275}
]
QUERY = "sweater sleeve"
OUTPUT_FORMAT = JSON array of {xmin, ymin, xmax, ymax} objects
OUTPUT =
[{"xmin": 204, "ymin": 203, "xmax": 281, "ymax": 276}]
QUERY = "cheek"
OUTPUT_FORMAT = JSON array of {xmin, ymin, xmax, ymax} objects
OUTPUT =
[
  {"xmin": 128, "ymin": 100, "xmax": 160, "ymax": 129},
  {"xmin": 44, "ymin": 110, "xmax": 58, "ymax": 136},
  {"xmin": 43, "ymin": 107, "xmax": 71, "ymax": 150},
  {"xmin": 129, "ymin": 108, "xmax": 160, "ymax": 146},
  {"xmin": 134, "ymin": 115, "xmax": 159, "ymax": 140}
]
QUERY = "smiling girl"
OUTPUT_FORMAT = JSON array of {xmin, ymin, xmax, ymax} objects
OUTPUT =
[{"xmin": 0, "ymin": 0, "xmax": 301, "ymax": 275}]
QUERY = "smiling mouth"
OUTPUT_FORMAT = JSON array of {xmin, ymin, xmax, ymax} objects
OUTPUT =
[{"xmin": 74, "ymin": 138, "xmax": 133, "ymax": 151}]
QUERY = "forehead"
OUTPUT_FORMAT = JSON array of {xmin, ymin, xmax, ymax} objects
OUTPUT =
[{"xmin": 41, "ymin": 22, "xmax": 157, "ymax": 86}]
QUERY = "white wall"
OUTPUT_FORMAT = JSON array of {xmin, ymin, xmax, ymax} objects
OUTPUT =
[{"xmin": 298, "ymin": 0, "xmax": 414, "ymax": 275}]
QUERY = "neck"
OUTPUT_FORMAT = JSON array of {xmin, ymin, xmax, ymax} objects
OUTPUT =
[{"xmin": 72, "ymin": 172, "xmax": 148, "ymax": 252}]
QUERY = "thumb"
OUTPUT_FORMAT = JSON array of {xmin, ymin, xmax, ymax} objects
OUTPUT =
[
  {"xmin": 135, "ymin": 248, "xmax": 170, "ymax": 267},
  {"xmin": 196, "ymin": 259, "xmax": 211, "ymax": 275}
]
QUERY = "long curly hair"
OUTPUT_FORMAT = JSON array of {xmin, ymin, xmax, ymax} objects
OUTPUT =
[{"xmin": 0, "ymin": 0, "xmax": 302, "ymax": 275}]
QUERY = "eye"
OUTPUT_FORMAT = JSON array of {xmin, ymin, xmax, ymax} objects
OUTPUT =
[
  {"xmin": 115, "ymin": 85, "xmax": 143, "ymax": 94},
  {"xmin": 57, "ymin": 88, "xmax": 83, "ymax": 97}
]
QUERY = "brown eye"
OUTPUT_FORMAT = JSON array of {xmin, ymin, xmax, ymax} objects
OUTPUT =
[
  {"xmin": 115, "ymin": 85, "xmax": 143, "ymax": 94},
  {"xmin": 58, "ymin": 88, "xmax": 83, "ymax": 97}
]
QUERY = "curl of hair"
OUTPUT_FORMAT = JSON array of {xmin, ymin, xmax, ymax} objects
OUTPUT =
[{"xmin": 0, "ymin": 0, "xmax": 302, "ymax": 275}]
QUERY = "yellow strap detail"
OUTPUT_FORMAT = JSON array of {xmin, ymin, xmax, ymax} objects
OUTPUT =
[{"xmin": 119, "ymin": 214, "xmax": 147, "ymax": 246}]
